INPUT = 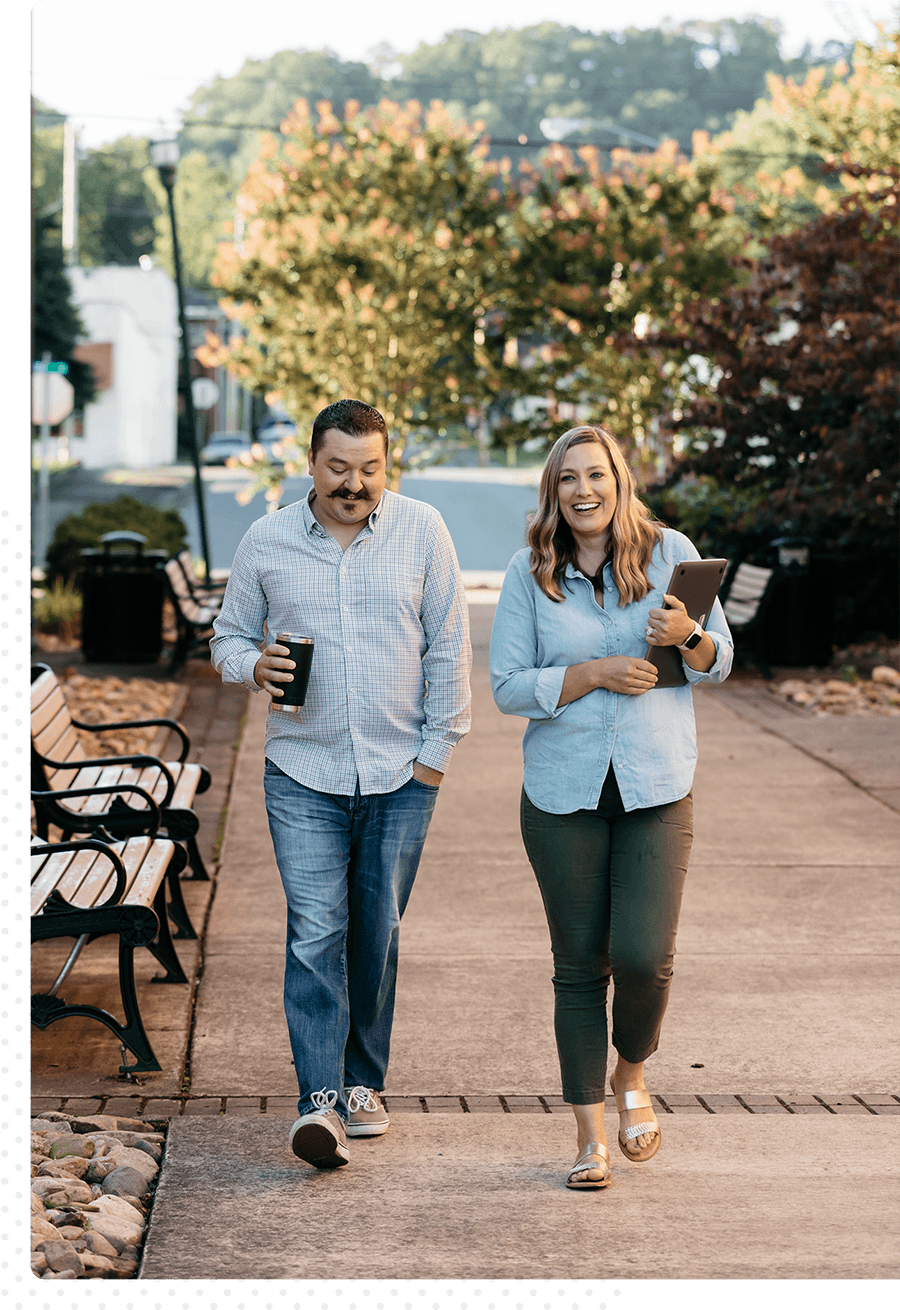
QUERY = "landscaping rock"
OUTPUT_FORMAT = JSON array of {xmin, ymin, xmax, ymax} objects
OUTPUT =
[
  {"xmin": 31, "ymin": 1177, "xmax": 94, "ymax": 1205},
  {"xmin": 39, "ymin": 1240, "xmax": 85, "ymax": 1275},
  {"xmin": 101, "ymin": 1166, "xmax": 151, "ymax": 1201},
  {"xmin": 49, "ymin": 1134, "xmax": 95, "ymax": 1160},
  {"xmin": 83, "ymin": 1214, "xmax": 143, "ymax": 1253}
]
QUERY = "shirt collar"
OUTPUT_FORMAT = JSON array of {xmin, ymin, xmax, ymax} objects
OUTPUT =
[{"xmin": 303, "ymin": 489, "xmax": 385, "ymax": 536}]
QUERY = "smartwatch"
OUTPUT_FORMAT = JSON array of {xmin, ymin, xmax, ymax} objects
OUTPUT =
[{"xmin": 678, "ymin": 621, "xmax": 704, "ymax": 652}]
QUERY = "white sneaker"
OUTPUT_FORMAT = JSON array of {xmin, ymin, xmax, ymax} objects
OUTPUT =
[
  {"xmin": 289, "ymin": 1089, "xmax": 349, "ymax": 1168},
  {"xmin": 344, "ymin": 1085, "xmax": 390, "ymax": 1137}
]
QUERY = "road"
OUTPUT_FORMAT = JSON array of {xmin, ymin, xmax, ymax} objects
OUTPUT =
[{"xmin": 44, "ymin": 464, "xmax": 541, "ymax": 577}]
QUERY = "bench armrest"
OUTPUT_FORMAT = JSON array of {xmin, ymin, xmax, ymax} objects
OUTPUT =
[
  {"xmin": 33, "ymin": 782, "xmax": 163, "ymax": 837},
  {"xmin": 71, "ymin": 716, "xmax": 191, "ymax": 763},
  {"xmin": 31, "ymin": 838, "xmax": 129, "ymax": 911},
  {"xmin": 37, "ymin": 754, "xmax": 176, "ymax": 808}
]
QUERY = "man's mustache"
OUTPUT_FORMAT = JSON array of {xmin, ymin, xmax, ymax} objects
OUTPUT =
[{"xmin": 330, "ymin": 489, "xmax": 371, "ymax": 501}]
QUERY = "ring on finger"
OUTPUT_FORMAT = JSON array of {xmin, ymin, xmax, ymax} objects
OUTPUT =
[{"xmin": 645, "ymin": 625, "xmax": 653, "ymax": 638}]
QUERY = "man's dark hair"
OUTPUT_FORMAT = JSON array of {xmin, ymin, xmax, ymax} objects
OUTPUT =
[{"xmin": 310, "ymin": 399, "xmax": 389, "ymax": 459}]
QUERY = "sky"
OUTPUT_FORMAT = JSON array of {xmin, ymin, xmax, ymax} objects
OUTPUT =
[{"xmin": 30, "ymin": 0, "xmax": 899, "ymax": 148}]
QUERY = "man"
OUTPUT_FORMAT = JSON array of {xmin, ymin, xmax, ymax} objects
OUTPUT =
[{"xmin": 211, "ymin": 398, "xmax": 471, "ymax": 1170}]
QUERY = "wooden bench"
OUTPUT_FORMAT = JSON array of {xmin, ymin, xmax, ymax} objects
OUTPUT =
[
  {"xmin": 172, "ymin": 550, "xmax": 228, "ymax": 605},
  {"xmin": 31, "ymin": 662, "xmax": 212, "ymax": 881},
  {"xmin": 32, "ymin": 832, "xmax": 190, "ymax": 1074},
  {"xmin": 163, "ymin": 558, "xmax": 221, "ymax": 674},
  {"xmin": 721, "ymin": 561, "xmax": 777, "ymax": 678}
]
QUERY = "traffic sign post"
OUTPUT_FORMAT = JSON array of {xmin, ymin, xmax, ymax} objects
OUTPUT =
[{"xmin": 33, "ymin": 354, "xmax": 76, "ymax": 570}]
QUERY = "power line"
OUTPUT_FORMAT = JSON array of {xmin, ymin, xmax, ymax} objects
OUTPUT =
[
  {"xmin": 32, "ymin": 109, "xmax": 839, "ymax": 163},
  {"xmin": 29, "ymin": 108, "xmax": 843, "ymax": 166}
]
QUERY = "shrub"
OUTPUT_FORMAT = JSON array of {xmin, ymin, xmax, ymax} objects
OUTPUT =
[
  {"xmin": 32, "ymin": 579, "xmax": 82, "ymax": 630},
  {"xmin": 641, "ymin": 475, "xmax": 769, "ymax": 563},
  {"xmin": 46, "ymin": 495, "xmax": 189, "ymax": 583}
]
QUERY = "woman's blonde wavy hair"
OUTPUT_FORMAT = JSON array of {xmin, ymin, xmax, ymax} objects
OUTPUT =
[{"xmin": 528, "ymin": 425, "xmax": 663, "ymax": 605}]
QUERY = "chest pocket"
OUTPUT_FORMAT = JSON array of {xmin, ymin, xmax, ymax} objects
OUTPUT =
[{"xmin": 629, "ymin": 589, "xmax": 666, "ymax": 643}]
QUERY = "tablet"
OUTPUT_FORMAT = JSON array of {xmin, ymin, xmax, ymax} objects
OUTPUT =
[{"xmin": 646, "ymin": 558, "xmax": 729, "ymax": 688}]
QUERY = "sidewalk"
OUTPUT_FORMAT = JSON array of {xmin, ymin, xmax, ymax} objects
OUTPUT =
[{"xmin": 32, "ymin": 606, "xmax": 900, "ymax": 1283}]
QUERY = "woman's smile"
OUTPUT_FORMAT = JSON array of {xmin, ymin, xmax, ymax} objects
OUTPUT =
[{"xmin": 557, "ymin": 441, "xmax": 618, "ymax": 542}]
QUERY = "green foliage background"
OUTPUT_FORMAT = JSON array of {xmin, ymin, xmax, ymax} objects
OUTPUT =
[{"xmin": 46, "ymin": 495, "xmax": 189, "ymax": 583}]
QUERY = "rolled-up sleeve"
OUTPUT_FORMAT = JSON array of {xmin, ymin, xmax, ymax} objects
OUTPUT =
[
  {"xmin": 210, "ymin": 522, "xmax": 267, "ymax": 692},
  {"xmin": 683, "ymin": 597, "xmax": 734, "ymax": 685},
  {"xmin": 418, "ymin": 517, "xmax": 473, "ymax": 773},
  {"xmin": 490, "ymin": 555, "xmax": 569, "ymax": 719}
]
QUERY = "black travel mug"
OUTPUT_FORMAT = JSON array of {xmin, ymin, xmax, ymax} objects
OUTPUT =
[{"xmin": 270, "ymin": 633, "xmax": 314, "ymax": 712}]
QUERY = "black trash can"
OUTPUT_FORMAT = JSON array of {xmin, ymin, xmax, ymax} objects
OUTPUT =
[
  {"xmin": 79, "ymin": 531, "xmax": 167, "ymax": 663},
  {"xmin": 762, "ymin": 536, "xmax": 834, "ymax": 667}
]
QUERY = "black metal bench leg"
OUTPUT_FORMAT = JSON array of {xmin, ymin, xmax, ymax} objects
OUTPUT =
[
  {"xmin": 115, "ymin": 933, "xmax": 165, "ymax": 1073},
  {"xmin": 32, "ymin": 980, "xmax": 164, "ymax": 1076},
  {"xmin": 147, "ymin": 883, "xmax": 189, "ymax": 985},
  {"xmin": 163, "ymin": 845, "xmax": 197, "ymax": 939},
  {"xmin": 184, "ymin": 833, "xmax": 210, "ymax": 881}
]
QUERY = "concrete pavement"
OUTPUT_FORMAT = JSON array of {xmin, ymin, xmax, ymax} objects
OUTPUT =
[{"xmin": 139, "ymin": 604, "xmax": 899, "ymax": 1283}]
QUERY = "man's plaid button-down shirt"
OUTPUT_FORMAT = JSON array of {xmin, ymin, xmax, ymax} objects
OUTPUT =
[{"xmin": 210, "ymin": 490, "xmax": 472, "ymax": 796}]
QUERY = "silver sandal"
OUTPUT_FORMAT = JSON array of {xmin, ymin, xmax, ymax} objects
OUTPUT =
[
  {"xmin": 610, "ymin": 1077, "xmax": 661, "ymax": 1163},
  {"xmin": 566, "ymin": 1141, "xmax": 612, "ymax": 1190}
]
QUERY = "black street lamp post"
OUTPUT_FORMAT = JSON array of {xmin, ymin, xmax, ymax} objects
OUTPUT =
[{"xmin": 149, "ymin": 139, "xmax": 212, "ymax": 582}]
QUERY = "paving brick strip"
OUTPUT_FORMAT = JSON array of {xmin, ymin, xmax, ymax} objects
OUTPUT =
[{"xmin": 31, "ymin": 1092, "xmax": 900, "ymax": 1118}]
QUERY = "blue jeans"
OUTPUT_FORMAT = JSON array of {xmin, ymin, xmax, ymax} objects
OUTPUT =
[{"xmin": 263, "ymin": 759, "xmax": 439, "ymax": 1120}]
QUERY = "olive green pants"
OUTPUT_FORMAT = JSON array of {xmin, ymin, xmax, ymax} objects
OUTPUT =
[{"xmin": 520, "ymin": 770, "xmax": 693, "ymax": 1105}]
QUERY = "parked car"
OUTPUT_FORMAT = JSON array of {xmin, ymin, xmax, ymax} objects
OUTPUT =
[
  {"xmin": 200, "ymin": 431, "xmax": 252, "ymax": 465},
  {"xmin": 256, "ymin": 414, "xmax": 298, "ymax": 465}
]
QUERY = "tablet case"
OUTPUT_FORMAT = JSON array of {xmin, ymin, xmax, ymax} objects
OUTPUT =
[{"xmin": 646, "ymin": 558, "xmax": 729, "ymax": 688}]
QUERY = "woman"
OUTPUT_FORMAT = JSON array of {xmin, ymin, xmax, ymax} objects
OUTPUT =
[{"xmin": 490, "ymin": 424, "xmax": 732, "ymax": 1190}]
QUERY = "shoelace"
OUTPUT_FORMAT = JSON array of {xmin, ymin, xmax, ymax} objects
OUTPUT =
[
  {"xmin": 309, "ymin": 1087, "xmax": 338, "ymax": 1113},
  {"xmin": 344, "ymin": 1085, "xmax": 376, "ymax": 1113}
]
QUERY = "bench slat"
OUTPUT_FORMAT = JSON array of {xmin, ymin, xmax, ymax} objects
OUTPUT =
[
  {"xmin": 31, "ymin": 836, "xmax": 172, "ymax": 915},
  {"xmin": 35, "ymin": 714, "xmax": 86, "ymax": 768},
  {"xmin": 31, "ymin": 684, "xmax": 70, "ymax": 738},
  {"xmin": 88, "ymin": 836, "xmax": 172, "ymax": 913},
  {"xmin": 31, "ymin": 847, "xmax": 88, "ymax": 913},
  {"xmin": 55, "ymin": 845, "xmax": 126, "ymax": 907},
  {"xmin": 31, "ymin": 668, "xmax": 59, "ymax": 712}
]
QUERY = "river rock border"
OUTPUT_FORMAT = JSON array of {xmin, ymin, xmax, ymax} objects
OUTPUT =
[{"xmin": 30, "ymin": 1111, "xmax": 164, "ymax": 1280}]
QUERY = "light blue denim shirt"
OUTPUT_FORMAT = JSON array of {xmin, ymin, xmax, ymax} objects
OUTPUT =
[{"xmin": 489, "ymin": 529, "xmax": 733, "ymax": 814}]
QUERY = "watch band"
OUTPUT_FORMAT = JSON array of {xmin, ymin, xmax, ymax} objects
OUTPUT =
[{"xmin": 678, "ymin": 621, "xmax": 704, "ymax": 652}]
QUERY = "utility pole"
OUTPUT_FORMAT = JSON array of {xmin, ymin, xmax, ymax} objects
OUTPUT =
[
  {"xmin": 149, "ymin": 140, "xmax": 212, "ymax": 580},
  {"xmin": 62, "ymin": 120, "xmax": 79, "ymax": 267}
]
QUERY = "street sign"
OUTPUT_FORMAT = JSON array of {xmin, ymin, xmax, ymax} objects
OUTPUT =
[
  {"xmin": 191, "ymin": 377, "xmax": 219, "ymax": 410},
  {"xmin": 33, "ymin": 360, "xmax": 69, "ymax": 374},
  {"xmin": 32, "ymin": 372, "xmax": 75, "ymax": 425}
]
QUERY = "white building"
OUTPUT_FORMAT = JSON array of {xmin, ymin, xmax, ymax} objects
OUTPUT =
[{"xmin": 68, "ymin": 265, "xmax": 179, "ymax": 468}]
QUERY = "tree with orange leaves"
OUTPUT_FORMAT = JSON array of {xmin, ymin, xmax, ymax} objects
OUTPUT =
[
  {"xmin": 200, "ymin": 97, "xmax": 508, "ymax": 492},
  {"xmin": 486, "ymin": 135, "xmax": 745, "ymax": 477}
]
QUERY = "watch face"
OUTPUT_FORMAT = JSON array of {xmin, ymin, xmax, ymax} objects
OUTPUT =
[{"xmin": 684, "ymin": 629, "xmax": 702, "ymax": 649}]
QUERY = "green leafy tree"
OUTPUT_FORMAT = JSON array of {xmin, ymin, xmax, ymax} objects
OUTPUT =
[
  {"xmin": 145, "ymin": 150, "xmax": 237, "ymax": 290},
  {"xmin": 77, "ymin": 136, "xmax": 160, "ymax": 267},
  {"xmin": 179, "ymin": 49, "xmax": 384, "ymax": 177},
  {"xmin": 32, "ymin": 103, "xmax": 160, "ymax": 267},
  {"xmin": 395, "ymin": 20, "xmax": 827, "ymax": 153},
  {"xmin": 32, "ymin": 99, "xmax": 65, "ymax": 226},
  {"xmin": 32, "ymin": 221, "xmax": 97, "ymax": 410},
  {"xmin": 202, "ymin": 98, "xmax": 507, "ymax": 494}
]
